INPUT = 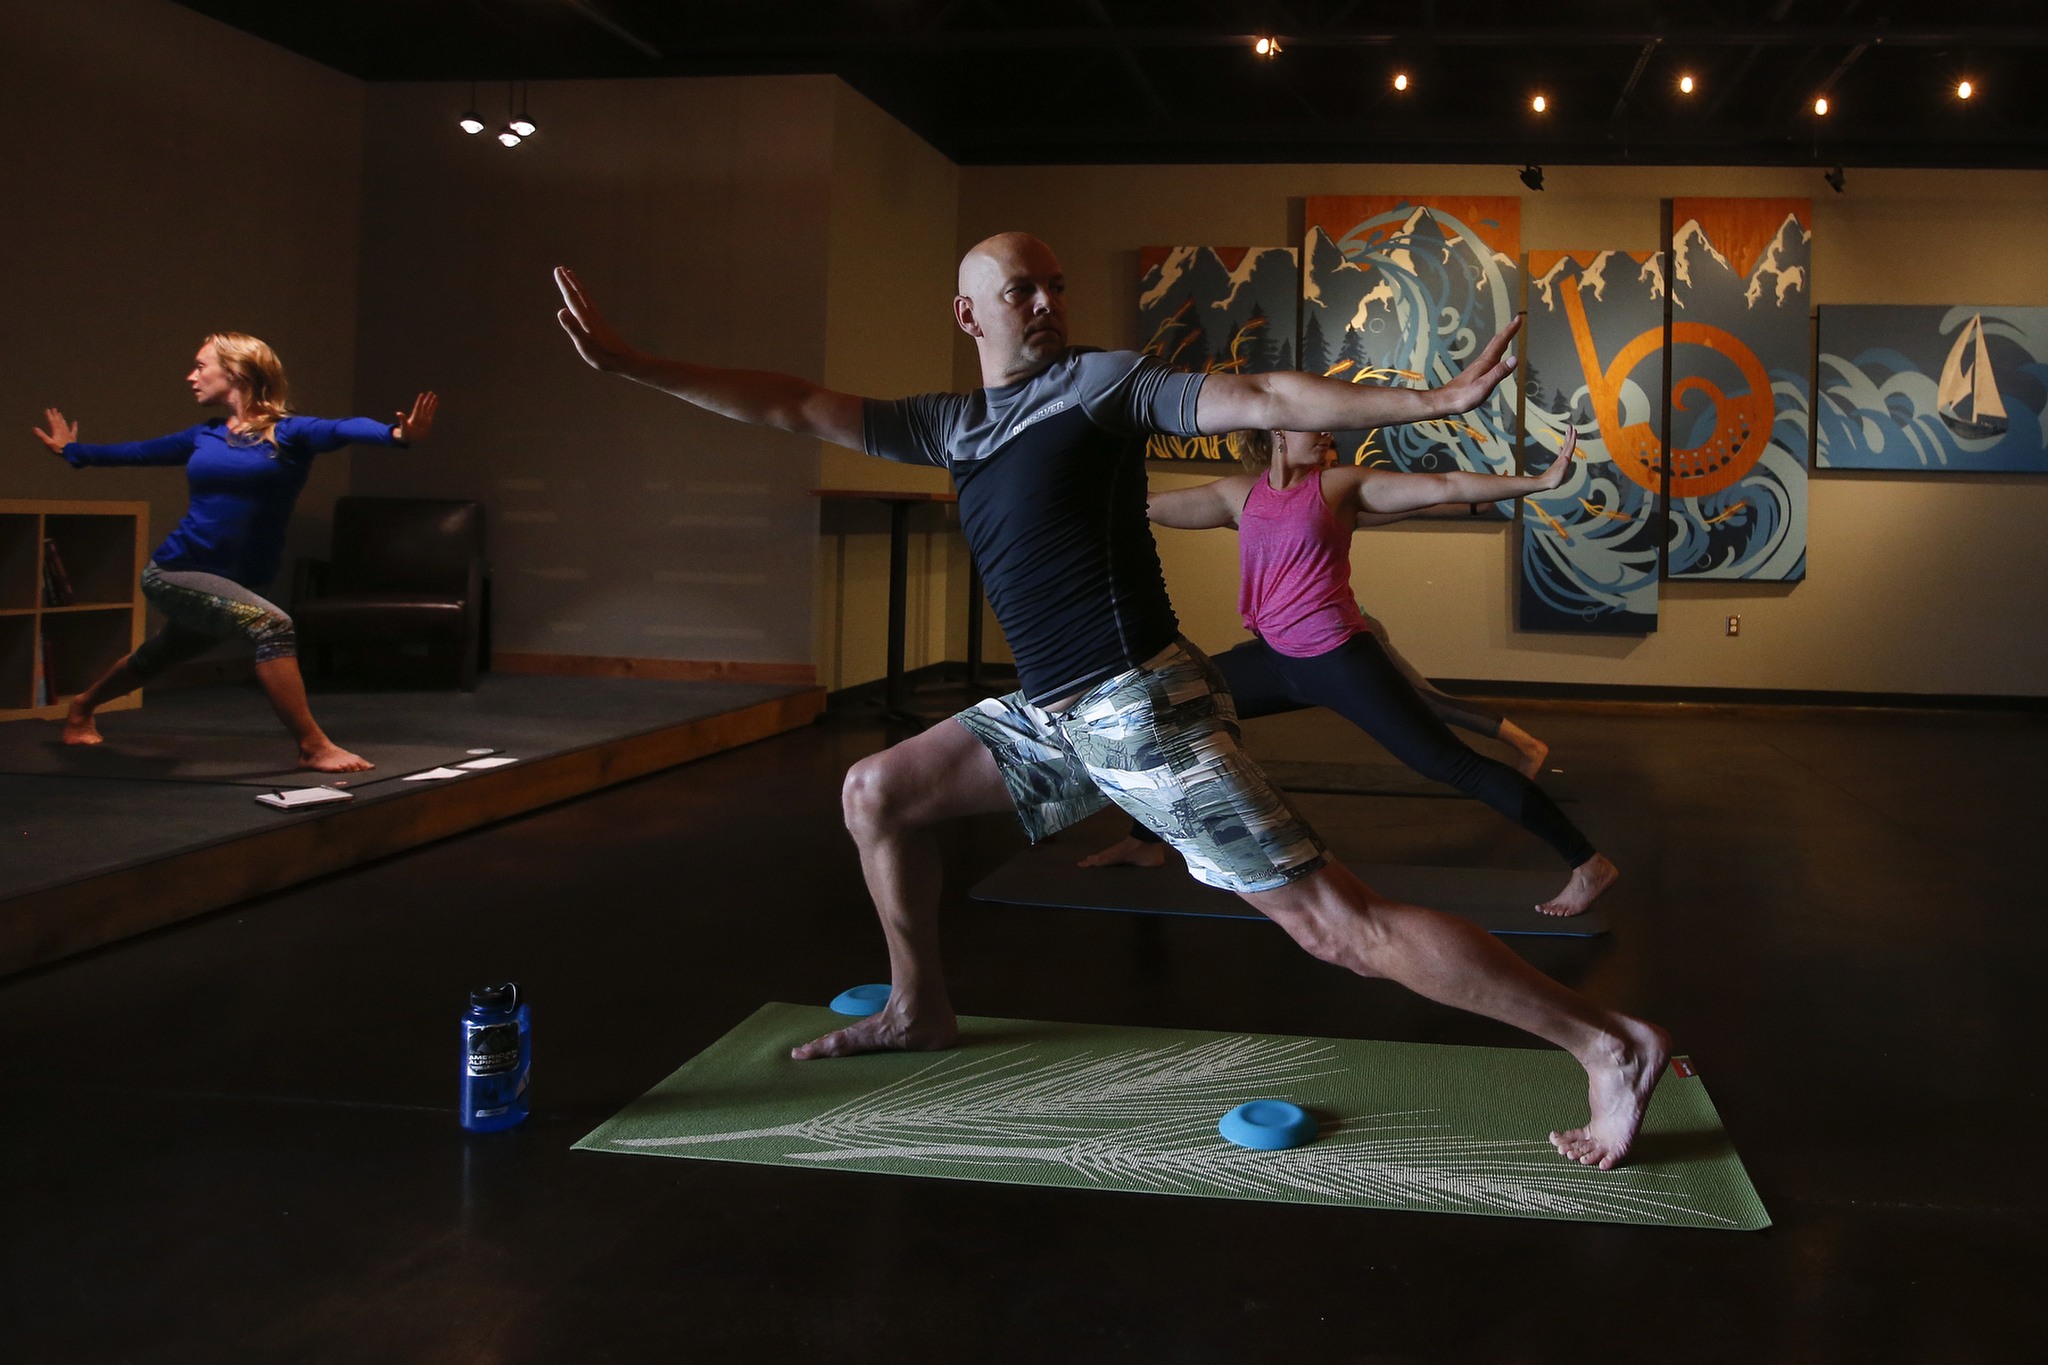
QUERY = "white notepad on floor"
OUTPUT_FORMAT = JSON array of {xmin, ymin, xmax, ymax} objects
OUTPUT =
[
  {"xmin": 402, "ymin": 767, "xmax": 468, "ymax": 781},
  {"xmin": 255, "ymin": 786, "xmax": 354, "ymax": 810}
]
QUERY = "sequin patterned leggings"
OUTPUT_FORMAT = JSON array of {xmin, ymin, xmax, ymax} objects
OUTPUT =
[{"xmin": 130, "ymin": 562, "xmax": 298, "ymax": 679}]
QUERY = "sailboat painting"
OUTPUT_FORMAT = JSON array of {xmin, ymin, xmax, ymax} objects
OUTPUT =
[
  {"xmin": 1815, "ymin": 306, "xmax": 2048, "ymax": 472},
  {"xmin": 1665, "ymin": 198, "xmax": 1812, "ymax": 581}
]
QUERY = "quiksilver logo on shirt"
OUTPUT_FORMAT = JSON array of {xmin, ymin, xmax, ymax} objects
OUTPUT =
[{"xmin": 1012, "ymin": 399, "xmax": 1067, "ymax": 433}]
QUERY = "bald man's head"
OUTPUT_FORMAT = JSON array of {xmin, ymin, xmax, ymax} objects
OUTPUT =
[
  {"xmin": 957, "ymin": 232, "xmax": 1058, "ymax": 294},
  {"xmin": 953, "ymin": 233, "xmax": 1069, "ymax": 386}
]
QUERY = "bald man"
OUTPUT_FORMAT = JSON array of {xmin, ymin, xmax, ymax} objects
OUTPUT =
[{"xmin": 555, "ymin": 235, "xmax": 1667, "ymax": 1169}]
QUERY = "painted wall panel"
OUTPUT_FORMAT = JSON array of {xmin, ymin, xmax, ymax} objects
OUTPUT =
[
  {"xmin": 1666, "ymin": 198, "xmax": 1812, "ymax": 581},
  {"xmin": 1520, "ymin": 251, "xmax": 1664, "ymax": 633},
  {"xmin": 1303, "ymin": 197, "xmax": 1522, "ymax": 512},
  {"xmin": 1815, "ymin": 305, "xmax": 2048, "ymax": 472}
]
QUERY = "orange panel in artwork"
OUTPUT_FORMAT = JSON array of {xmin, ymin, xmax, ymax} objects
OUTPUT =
[
  {"xmin": 1306, "ymin": 195, "xmax": 1521, "ymax": 259},
  {"xmin": 1671, "ymin": 198, "xmax": 1811, "ymax": 282},
  {"xmin": 1140, "ymin": 246, "xmax": 1256, "ymax": 274}
]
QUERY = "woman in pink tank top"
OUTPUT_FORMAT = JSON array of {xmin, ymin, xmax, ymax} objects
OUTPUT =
[{"xmin": 1084, "ymin": 426, "xmax": 1620, "ymax": 919}]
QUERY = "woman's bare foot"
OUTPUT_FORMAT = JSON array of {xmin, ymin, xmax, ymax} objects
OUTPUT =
[
  {"xmin": 61, "ymin": 706, "xmax": 104, "ymax": 746},
  {"xmin": 1077, "ymin": 835, "xmax": 1168, "ymax": 869},
  {"xmin": 1499, "ymin": 720, "xmax": 1550, "ymax": 780},
  {"xmin": 1537, "ymin": 852, "xmax": 1619, "ymax": 917},
  {"xmin": 1551, "ymin": 1015, "xmax": 1670, "ymax": 1170},
  {"xmin": 791, "ymin": 1003, "xmax": 958, "ymax": 1060},
  {"xmin": 299, "ymin": 742, "xmax": 372, "ymax": 773}
]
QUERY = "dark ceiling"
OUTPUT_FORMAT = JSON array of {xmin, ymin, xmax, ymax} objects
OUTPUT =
[{"xmin": 173, "ymin": 1, "xmax": 2047, "ymax": 168}]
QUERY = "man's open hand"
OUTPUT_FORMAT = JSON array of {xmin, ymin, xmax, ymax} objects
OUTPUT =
[
  {"xmin": 1433, "ymin": 317, "xmax": 1523, "ymax": 416},
  {"xmin": 555, "ymin": 267, "xmax": 636, "ymax": 373}
]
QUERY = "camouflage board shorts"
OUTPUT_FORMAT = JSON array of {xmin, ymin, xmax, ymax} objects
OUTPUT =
[{"xmin": 954, "ymin": 639, "xmax": 1327, "ymax": 894}]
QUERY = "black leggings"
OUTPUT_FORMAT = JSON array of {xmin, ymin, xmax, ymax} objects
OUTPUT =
[{"xmin": 1131, "ymin": 633, "xmax": 1596, "ymax": 868}]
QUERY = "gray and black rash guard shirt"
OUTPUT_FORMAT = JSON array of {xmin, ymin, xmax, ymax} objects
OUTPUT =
[{"xmin": 863, "ymin": 349, "xmax": 1207, "ymax": 707}]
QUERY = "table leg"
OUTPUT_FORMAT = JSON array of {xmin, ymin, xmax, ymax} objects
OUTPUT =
[{"xmin": 885, "ymin": 498, "xmax": 910, "ymax": 714}]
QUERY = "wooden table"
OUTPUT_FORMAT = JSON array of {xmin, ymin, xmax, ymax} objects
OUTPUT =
[{"xmin": 810, "ymin": 489, "xmax": 985, "ymax": 720}]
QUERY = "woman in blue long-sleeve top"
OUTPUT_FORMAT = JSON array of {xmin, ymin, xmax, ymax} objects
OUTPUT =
[{"xmin": 34, "ymin": 332, "xmax": 438, "ymax": 772}]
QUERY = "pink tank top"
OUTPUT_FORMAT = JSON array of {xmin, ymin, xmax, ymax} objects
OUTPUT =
[{"xmin": 1237, "ymin": 470, "xmax": 1369, "ymax": 658}]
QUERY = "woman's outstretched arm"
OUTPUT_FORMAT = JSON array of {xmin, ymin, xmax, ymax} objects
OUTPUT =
[
  {"xmin": 1342, "ymin": 426, "xmax": 1576, "ymax": 517},
  {"xmin": 37, "ymin": 409, "xmax": 200, "ymax": 466},
  {"xmin": 1147, "ymin": 473, "xmax": 1256, "ymax": 529}
]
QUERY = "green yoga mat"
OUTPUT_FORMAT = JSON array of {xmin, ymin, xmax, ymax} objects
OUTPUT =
[{"xmin": 577, "ymin": 1003, "xmax": 1768, "ymax": 1231}]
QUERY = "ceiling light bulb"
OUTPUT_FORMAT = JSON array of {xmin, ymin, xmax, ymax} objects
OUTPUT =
[
  {"xmin": 1679, "ymin": 74, "xmax": 1695, "ymax": 95},
  {"xmin": 1394, "ymin": 72, "xmax": 1408, "ymax": 92},
  {"xmin": 1255, "ymin": 37, "xmax": 1277, "ymax": 57},
  {"xmin": 510, "ymin": 117, "xmax": 536, "ymax": 137},
  {"xmin": 1957, "ymin": 80, "xmax": 1973, "ymax": 100},
  {"xmin": 1532, "ymin": 94, "xmax": 1547, "ymax": 113},
  {"xmin": 1814, "ymin": 95, "xmax": 1829, "ymax": 116},
  {"xmin": 459, "ymin": 112, "xmax": 485, "ymax": 135},
  {"xmin": 498, "ymin": 129, "xmax": 522, "ymax": 147}
]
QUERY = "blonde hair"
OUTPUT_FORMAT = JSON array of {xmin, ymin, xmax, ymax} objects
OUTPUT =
[
  {"xmin": 203, "ymin": 332, "xmax": 292, "ymax": 444},
  {"xmin": 1227, "ymin": 428, "xmax": 1280, "ymax": 473}
]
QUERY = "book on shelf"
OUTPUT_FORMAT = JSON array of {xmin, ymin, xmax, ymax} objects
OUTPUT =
[
  {"xmin": 35, "ymin": 631, "xmax": 53, "ymax": 707},
  {"xmin": 41, "ymin": 538, "xmax": 74, "ymax": 606}
]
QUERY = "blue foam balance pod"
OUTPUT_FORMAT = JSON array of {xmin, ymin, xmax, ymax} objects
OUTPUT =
[
  {"xmin": 828, "ymin": 984, "xmax": 892, "ymax": 1017},
  {"xmin": 1217, "ymin": 1099, "xmax": 1318, "ymax": 1151}
]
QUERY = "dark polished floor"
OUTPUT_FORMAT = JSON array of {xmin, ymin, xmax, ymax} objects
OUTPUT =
[{"xmin": 2, "ymin": 702, "xmax": 2041, "ymax": 1363}]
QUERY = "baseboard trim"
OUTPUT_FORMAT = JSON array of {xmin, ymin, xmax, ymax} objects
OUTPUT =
[
  {"xmin": 827, "ymin": 661, "xmax": 2045, "ymax": 717},
  {"xmin": 493, "ymin": 652, "xmax": 816, "ymax": 686},
  {"xmin": 1432, "ymin": 678, "xmax": 2048, "ymax": 715}
]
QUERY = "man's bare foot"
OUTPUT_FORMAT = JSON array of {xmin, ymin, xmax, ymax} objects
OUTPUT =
[
  {"xmin": 1551, "ymin": 1015, "xmax": 1670, "ymax": 1170},
  {"xmin": 1077, "ymin": 835, "xmax": 1168, "ymax": 869},
  {"xmin": 1499, "ymin": 720, "xmax": 1550, "ymax": 780},
  {"xmin": 791, "ymin": 1004, "xmax": 958, "ymax": 1060},
  {"xmin": 299, "ymin": 743, "xmax": 373, "ymax": 773},
  {"xmin": 61, "ymin": 708, "xmax": 104, "ymax": 746},
  {"xmin": 1537, "ymin": 852, "xmax": 1619, "ymax": 917}
]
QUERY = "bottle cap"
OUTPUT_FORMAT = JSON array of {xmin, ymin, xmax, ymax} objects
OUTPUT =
[{"xmin": 470, "ymin": 982, "xmax": 520, "ymax": 1010}]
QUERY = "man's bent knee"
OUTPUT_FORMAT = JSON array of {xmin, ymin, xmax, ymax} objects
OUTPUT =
[{"xmin": 841, "ymin": 751, "xmax": 929, "ymax": 839}]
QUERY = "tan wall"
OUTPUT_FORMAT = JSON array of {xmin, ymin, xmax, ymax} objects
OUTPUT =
[
  {"xmin": 958, "ymin": 163, "xmax": 2048, "ymax": 697},
  {"xmin": 814, "ymin": 85, "xmax": 963, "ymax": 690},
  {"xmin": 0, "ymin": 0, "xmax": 364, "ymax": 603},
  {"xmin": 12, "ymin": 3, "xmax": 2042, "ymax": 703},
  {"xmin": 351, "ymin": 75, "xmax": 842, "ymax": 667}
]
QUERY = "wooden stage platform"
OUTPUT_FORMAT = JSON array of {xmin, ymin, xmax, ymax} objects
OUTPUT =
[{"xmin": 0, "ymin": 675, "xmax": 825, "ymax": 977}]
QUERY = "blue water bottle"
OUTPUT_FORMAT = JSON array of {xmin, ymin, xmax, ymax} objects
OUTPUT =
[{"xmin": 460, "ymin": 982, "xmax": 531, "ymax": 1132}]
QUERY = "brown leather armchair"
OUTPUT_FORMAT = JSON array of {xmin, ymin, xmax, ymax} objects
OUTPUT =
[{"xmin": 294, "ymin": 497, "xmax": 487, "ymax": 690}]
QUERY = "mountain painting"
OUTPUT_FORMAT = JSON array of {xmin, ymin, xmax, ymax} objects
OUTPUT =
[
  {"xmin": 1520, "ymin": 251, "xmax": 1665, "ymax": 633},
  {"xmin": 1665, "ymin": 198, "xmax": 1811, "ymax": 581},
  {"xmin": 1137, "ymin": 246, "xmax": 1299, "ymax": 462},
  {"xmin": 1302, "ymin": 195, "xmax": 1521, "ymax": 516},
  {"xmin": 1814, "ymin": 305, "xmax": 2048, "ymax": 472}
]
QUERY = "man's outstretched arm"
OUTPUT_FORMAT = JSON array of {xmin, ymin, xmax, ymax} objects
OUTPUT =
[
  {"xmin": 555, "ymin": 267, "xmax": 867, "ymax": 452},
  {"xmin": 1194, "ymin": 317, "xmax": 1522, "ymax": 436}
]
